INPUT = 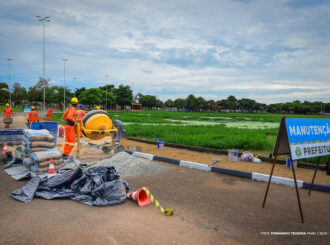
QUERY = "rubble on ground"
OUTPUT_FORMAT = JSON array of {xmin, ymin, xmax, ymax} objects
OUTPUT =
[{"xmin": 93, "ymin": 151, "xmax": 165, "ymax": 177}]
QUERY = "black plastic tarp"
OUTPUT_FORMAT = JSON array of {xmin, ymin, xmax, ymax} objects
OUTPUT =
[{"xmin": 12, "ymin": 166, "xmax": 129, "ymax": 206}]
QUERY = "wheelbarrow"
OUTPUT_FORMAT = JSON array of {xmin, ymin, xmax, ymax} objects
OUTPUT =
[{"xmin": 3, "ymin": 117, "xmax": 13, "ymax": 128}]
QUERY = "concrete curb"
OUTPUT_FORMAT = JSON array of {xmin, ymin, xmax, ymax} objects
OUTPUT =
[
  {"xmin": 212, "ymin": 166, "xmax": 252, "ymax": 179},
  {"xmin": 125, "ymin": 151, "xmax": 330, "ymax": 193},
  {"xmin": 181, "ymin": 160, "xmax": 211, "ymax": 171},
  {"xmin": 153, "ymin": 155, "xmax": 180, "ymax": 165},
  {"xmin": 132, "ymin": 151, "xmax": 154, "ymax": 160},
  {"xmin": 252, "ymin": 172, "xmax": 304, "ymax": 188},
  {"xmin": 302, "ymin": 182, "xmax": 330, "ymax": 192}
]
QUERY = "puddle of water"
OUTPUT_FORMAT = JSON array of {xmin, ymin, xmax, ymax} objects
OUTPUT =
[
  {"xmin": 133, "ymin": 113, "xmax": 153, "ymax": 116},
  {"xmin": 124, "ymin": 119, "xmax": 279, "ymax": 129},
  {"xmin": 201, "ymin": 116, "xmax": 232, "ymax": 120},
  {"xmin": 224, "ymin": 122, "xmax": 279, "ymax": 129}
]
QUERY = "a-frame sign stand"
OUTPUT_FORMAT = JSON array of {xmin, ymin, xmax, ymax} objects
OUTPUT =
[
  {"xmin": 262, "ymin": 117, "xmax": 304, "ymax": 223},
  {"xmin": 308, "ymin": 157, "xmax": 321, "ymax": 196},
  {"xmin": 262, "ymin": 117, "xmax": 330, "ymax": 223}
]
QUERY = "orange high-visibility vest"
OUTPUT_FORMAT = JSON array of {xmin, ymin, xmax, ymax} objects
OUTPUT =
[
  {"xmin": 3, "ymin": 107, "xmax": 13, "ymax": 118},
  {"xmin": 27, "ymin": 110, "xmax": 39, "ymax": 122},
  {"xmin": 76, "ymin": 109, "xmax": 85, "ymax": 120},
  {"xmin": 66, "ymin": 107, "xmax": 76, "ymax": 123}
]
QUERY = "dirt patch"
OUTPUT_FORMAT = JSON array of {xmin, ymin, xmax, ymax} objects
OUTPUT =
[
  {"xmin": 56, "ymin": 136, "xmax": 114, "ymax": 162},
  {"xmin": 120, "ymin": 138, "xmax": 330, "ymax": 185}
]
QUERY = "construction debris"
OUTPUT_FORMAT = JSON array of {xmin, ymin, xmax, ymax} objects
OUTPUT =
[
  {"xmin": 0, "ymin": 151, "xmax": 12, "ymax": 163},
  {"xmin": 241, "ymin": 151, "xmax": 261, "ymax": 163},
  {"xmin": 93, "ymin": 151, "xmax": 165, "ymax": 177},
  {"xmin": 12, "ymin": 166, "xmax": 129, "ymax": 206},
  {"xmin": 210, "ymin": 157, "xmax": 220, "ymax": 166}
]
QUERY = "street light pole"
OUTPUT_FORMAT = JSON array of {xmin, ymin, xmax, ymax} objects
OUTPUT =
[
  {"xmin": 5, "ymin": 58, "xmax": 13, "ymax": 106},
  {"xmin": 73, "ymin": 77, "xmax": 77, "ymax": 97},
  {"xmin": 61, "ymin": 58, "xmax": 68, "ymax": 111},
  {"xmin": 36, "ymin": 16, "xmax": 51, "ymax": 115},
  {"xmin": 105, "ymin": 75, "xmax": 109, "ymax": 111}
]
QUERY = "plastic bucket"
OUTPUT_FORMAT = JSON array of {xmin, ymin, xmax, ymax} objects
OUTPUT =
[
  {"xmin": 286, "ymin": 155, "xmax": 297, "ymax": 169},
  {"xmin": 228, "ymin": 149, "xmax": 238, "ymax": 162},
  {"xmin": 157, "ymin": 140, "xmax": 164, "ymax": 150},
  {"xmin": 41, "ymin": 122, "xmax": 58, "ymax": 144}
]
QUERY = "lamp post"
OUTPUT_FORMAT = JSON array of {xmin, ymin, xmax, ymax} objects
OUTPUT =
[
  {"xmin": 105, "ymin": 75, "xmax": 109, "ymax": 111},
  {"xmin": 73, "ymin": 77, "xmax": 77, "ymax": 97},
  {"xmin": 5, "ymin": 58, "xmax": 13, "ymax": 106},
  {"xmin": 36, "ymin": 15, "xmax": 51, "ymax": 115},
  {"xmin": 61, "ymin": 58, "xmax": 68, "ymax": 111}
]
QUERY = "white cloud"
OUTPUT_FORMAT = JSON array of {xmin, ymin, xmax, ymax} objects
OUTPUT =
[{"xmin": 0, "ymin": 0, "xmax": 329, "ymax": 103}]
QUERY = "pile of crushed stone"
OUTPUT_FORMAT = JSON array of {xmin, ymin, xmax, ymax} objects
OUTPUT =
[{"xmin": 93, "ymin": 151, "xmax": 165, "ymax": 177}]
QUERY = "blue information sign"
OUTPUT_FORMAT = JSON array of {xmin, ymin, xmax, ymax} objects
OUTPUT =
[
  {"xmin": 24, "ymin": 108, "xmax": 31, "ymax": 112},
  {"xmin": 285, "ymin": 118, "xmax": 330, "ymax": 160}
]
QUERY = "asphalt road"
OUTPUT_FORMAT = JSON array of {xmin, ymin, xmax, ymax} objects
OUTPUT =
[{"xmin": 0, "ymin": 161, "xmax": 329, "ymax": 245}]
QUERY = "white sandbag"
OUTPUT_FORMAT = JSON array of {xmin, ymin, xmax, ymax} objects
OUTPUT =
[
  {"xmin": 23, "ymin": 129, "xmax": 54, "ymax": 142},
  {"xmin": 24, "ymin": 141, "xmax": 55, "ymax": 149},
  {"xmin": 31, "ymin": 148, "xmax": 62, "ymax": 164},
  {"xmin": 30, "ymin": 148, "xmax": 51, "ymax": 153}
]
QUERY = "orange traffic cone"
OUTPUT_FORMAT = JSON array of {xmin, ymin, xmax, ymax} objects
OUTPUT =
[
  {"xmin": 2, "ymin": 143, "xmax": 8, "ymax": 154},
  {"xmin": 48, "ymin": 159, "xmax": 56, "ymax": 178},
  {"xmin": 127, "ymin": 187, "xmax": 151, "ymax": 207}
]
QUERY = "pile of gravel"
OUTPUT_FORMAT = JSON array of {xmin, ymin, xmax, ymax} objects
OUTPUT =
[{"xmin": 93, "ymin": 151, "xmax": 165, "ymax": 177}]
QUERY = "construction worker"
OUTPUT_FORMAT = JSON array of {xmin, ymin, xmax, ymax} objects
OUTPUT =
[
  {"xmin": 27, "ymin": 106, "xmax": 39, "ymax": 123},
  {"xmin": 76, "ymin": 104, "xmax": 85, "ymax": 137},
  {"xmin": 3, "ymin": 103, "xmax": 13, "ymax": 118},
  {"xmin": 62, "ymin": 97, "xmax": 78, "ymax": 159},
  {"xmin": 95, "ymin": 105, "xmax": 100, "ymax": 110},
  {"xmin": 77, "ymin": 104, "xmax": 85, "ymax": 121},
  {"xmin": 46, "ymin": 108, "xmax": 53, "ymax": 120}
]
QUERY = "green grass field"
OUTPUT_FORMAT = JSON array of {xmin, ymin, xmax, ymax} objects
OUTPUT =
[
  {"xmin": 111, "ymin": 110, "xmax": 328, "ymax": 123},
  {"xmin": 52, "ymin": 110, "xmax": 330, "ymax": 164},
  {"xmin": 51, "ymin": 113, "xmax": 66, "ymax": 125}
]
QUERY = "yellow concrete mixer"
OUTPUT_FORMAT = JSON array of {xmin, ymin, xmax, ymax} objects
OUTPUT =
[{"xmin": 75, "ymin": 110, "xmax": 126, "ymax": 157}]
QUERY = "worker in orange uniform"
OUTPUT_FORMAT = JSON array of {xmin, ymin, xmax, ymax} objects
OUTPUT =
[
  {"xmin": 46, "ymin": 108, "xmax": 53, "ymax": 120},
  {"xmin": 27, "ymin": 106, "xmax": 39, "ymax": 123},
  {"xmin": 3, "ymin": 103, "xmax": 13, "ymax": 118},
  {"xmin": 76, "ymin": 104, "xmax": 85, "ymax": 137},
  {"xmin": 77, "ymin": 104, "xmax": 85, "ymax": 120},
  {"xmin": 62, "ymin": 97, "xmax": 78, "ymax": 160}
]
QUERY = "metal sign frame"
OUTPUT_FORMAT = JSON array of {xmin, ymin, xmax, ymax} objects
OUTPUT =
[{"xmin": 262, "ymin": 117, "xmax": 330, "ymax": 223}]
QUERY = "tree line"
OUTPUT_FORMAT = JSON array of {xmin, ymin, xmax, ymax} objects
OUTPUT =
[
  {"xmin": 0, "ymin": 80, "xmax": 329, "ymax": 114},
  {"xmin": 0, "ymin": 79, "xmax": 133, "ymax": 110},
  {"xmin": 136, "ymin": 94, "xmax": 330, "ymax": 114}
]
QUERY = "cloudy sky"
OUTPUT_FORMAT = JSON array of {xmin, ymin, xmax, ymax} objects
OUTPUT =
[{"xmin": 0, "ymin": 0, "xmax": 329, "ymax": 103}]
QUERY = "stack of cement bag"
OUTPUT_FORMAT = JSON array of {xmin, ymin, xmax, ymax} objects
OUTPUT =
[{"xmin": 22, "ymin": 129, "xmax": 62, "ymax": 173}]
